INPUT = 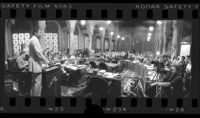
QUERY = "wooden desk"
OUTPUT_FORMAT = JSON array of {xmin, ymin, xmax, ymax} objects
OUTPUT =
[{"xmin": 42, "ymin": 66, "xmax": 63, "ymax": 97}]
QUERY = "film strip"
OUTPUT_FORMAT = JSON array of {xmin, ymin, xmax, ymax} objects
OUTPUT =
[{"xmin": 0, "ymin": 3, "xmax": 199, "ymax": 114}]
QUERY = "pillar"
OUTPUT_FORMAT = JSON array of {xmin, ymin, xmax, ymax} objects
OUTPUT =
[
  {"xmin": 38, "ymin": 20, "xmax": 46, "ymax": 49},
  {"xmin": 163, "ymin": 20, "xmax": 173, "ymax": 55},
  {"xmin": 88, "ymin": 23, "xmax": 94, "ymax": 52},
  {"xmin": 162, "ymin": 20, "xmax": 168, "ymax": 55},
  {"xmin": 69, "ymin": 20, "xmax": 77, "ymax": 55},
  {"xmin": 61, "ymin": 26, "xmax": 69, "ymax": 50},
  {"xmin": 114, "ymin": 37, "xmax": 117, "ymax": 51},
  {"xmin": 5, "ymin": 21, "xmax": 13, "ymax": 59},
  {"xmin": 113, "ymin": 38, "xmax": 117, "ymax": 51},
  {"xmin": 116, "ymin": 38, "xmax": 119, "ymax": 51},
  {"xmin": 117, "ymin": 38, "xmax": 120, "ymax": 51},
  {"xmin": 154, "ymin": 25, "xmax": 159, "ymax": 54},
  {"xmin": 171, "ymin": 20, "xmax": 183, "ymax": 57},
  {"xmin": 159, "ymin": 22, "xmax": 165, "ymax": 55},
  {"xmin": 101, "ymin": 30, "xmax": 105, "ymax": 52}
]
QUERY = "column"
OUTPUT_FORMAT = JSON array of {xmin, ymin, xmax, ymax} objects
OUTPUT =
[
  {"xmin": 113, "ymin": 40, "xmax": 116, "ymax": 51},
  {"xmin": 129, "ymin": 38, "xmax": 132, "ymax": 51},
  {"xmin": 116, "ymin": 38, "xmax": 119, "ymax": 51},
  {"xmin": 159, "ymin": 23, "xmax": 164, "ymax": 55},
  {"xmin": 154, "ymin": 25, "xmax": 159, "ymax": 54},
  {"xmin": 69, "ymin": 20, "xmax": 77, "ymax": 55},
  {"xmin": 162, "ymin": 20, "xmax": 167, "ymax": 55},
  {"xmin": 61, "ymin": 26, "xmax": 68, "ymax": 50},
  {"xmin": 114, "ymin": 37, "xmax": 117, "ymax": 51},
  {"xmin": 65, "ymin": 21, "xmax": 71, "ymax": 51},
  {"xmin": 109, "ymin": 39, "xmax": 111, "ymax": 51},
  {"xmin": 116, "ymin": 38, "xmax": 118, "ymax": 51},
  {"xmin": 101, "ymin": 31, "xmax": 105, "ymax": 52},
  {"xmin": 89, "ymin": 23, "xmax": 94, "ymax": 52},
  {"xmin": 163, "ymin": 20, "xmax": 173, "ymax": 55},
  {"xmin": 5, "ymin": 20, "xmax": 13, "ymax": 58},
  {"xmin": 109, "ymin": 38, "xmax": 111, "ymax": 51},
  {"xmin": 38, "ymin": 20, "xmax": 46, "ymax": 49},
  {"xmin": 171, "ymin": 20, "xmax": 183, "ymax": 57}
]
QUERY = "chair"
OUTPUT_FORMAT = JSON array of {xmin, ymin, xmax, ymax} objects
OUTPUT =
[
  {"xmin": 68, "ymin": 69, "xmax": 82, "ymax": 86},
  {"xmin": 4, "ymin": 74, "xmax": 14, "ymax": 95},
  {"xmin": 7, "ymin": 58, "xmax": 31, "ymax": 96},
  {"xmin": 99, "ymin": 62, "xmax": 108, "ymax": 71},
  {"xmin": 7, "ymin": 58, "xmax": 19, "ymax": 73},
  {"xmin": 89, "ymin": 61, "xmax": 97, "ymax": 68},
  {"xmin": 115, "ymin": 63, "xmax": 125, "ymax": 73},
  {"xmin": 89, "ymin": 77, "xmax": 109, "ymax": 97}
]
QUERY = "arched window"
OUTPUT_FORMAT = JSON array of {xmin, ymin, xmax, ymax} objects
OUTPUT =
[{"xmin": 74, "ymin": 21, "xmax": 90, "ymax": 50}]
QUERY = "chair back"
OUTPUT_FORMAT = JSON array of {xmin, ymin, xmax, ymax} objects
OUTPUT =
[
  {"xmin": 89, "ymin": 61, "xmax": 97, "ymax": 68},
  {"xmin": 89, "ymin": 77, "xmax": 109, "ymax": 97},
  {"xmin": 99, "ymin": 62, "xmax": 108, "ymax": 70},
  {"xmin": 7, "ymin": 58, "xmax": 19, "ymax": 73}
]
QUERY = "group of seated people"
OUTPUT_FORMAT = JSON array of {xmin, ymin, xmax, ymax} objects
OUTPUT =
[
  {"xmin": 5, "ymin": 50, "xmax": 30, "ymax": 96},
  {"xmin": 111, "ymin": 51, "xmax": 192, "ymax": 98},
  {"xmin": 145, "ymin": 55, "xmax": 192, "ymax": 97},
  {"xmin": 43, "ymin": 48, "xmax": 70, "ymax": 61},
  {"xmin": 5, "ymin": 47, "xmax": 192, "ymax": 98}
]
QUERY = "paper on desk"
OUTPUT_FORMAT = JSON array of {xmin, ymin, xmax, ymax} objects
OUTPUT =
[
  {"xmin": 103, "ymin": 72, "xmax": 119, "ymax": 78},
  {"xmin": 65, "ymin": 65, "xmax": 78, "ymax": 70},
  {"xmin": 99, "ymin": 70, "xmax": 106, "ymax": 73},
  {"xmin": 133, "ymin": 61, "xmax": 139, "ymax": 63},
  {"xmin": 42, "ymin": 64, "xmax": 49, "ymax": 68},
  {"xmin": 77, "ymin": 65, "xmax": 87, "ymax": 68},
  {"xmin": 69, "ymin": 66, "xmax": 78, "ymax": 70}
]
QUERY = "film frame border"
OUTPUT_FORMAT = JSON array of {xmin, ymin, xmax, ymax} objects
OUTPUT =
[{"xmin": 0, "ymin": 3, "xmax": 199, "ymax": 113}]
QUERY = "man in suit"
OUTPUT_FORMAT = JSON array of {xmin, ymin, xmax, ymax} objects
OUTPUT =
[
  {"xmin": 15, "ymin": 50, "xmax": 30, "ymax": 96},
  {"xmin": 28, "ymin": 30, "xmax": 52, "ymax": 96}
]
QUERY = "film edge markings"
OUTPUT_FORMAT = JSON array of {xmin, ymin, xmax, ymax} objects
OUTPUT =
[{"xmin": 0, "ymin": 3, "xmax": 199, "ymax": 114}]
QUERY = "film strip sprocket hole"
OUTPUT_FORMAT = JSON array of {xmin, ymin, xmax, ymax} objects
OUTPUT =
[
  {"xmin": 0, "ymin": 8, "xmax": 198, "ymax": 19},
  {"xmin": 0, "ymin": 3, "xmax": 199, "ymax": 113},
  {"xmin": 6, "ymin": 98, "xmax": 198, "ymax": 108},
  {"xmin": 2, "ymin": 97, "xmax": 200, "ymax": 112}
]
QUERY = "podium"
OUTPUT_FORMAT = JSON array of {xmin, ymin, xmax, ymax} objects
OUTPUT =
[{"xmin": 42, "ymin": 66, "xmax": 62, "ymax": 97}]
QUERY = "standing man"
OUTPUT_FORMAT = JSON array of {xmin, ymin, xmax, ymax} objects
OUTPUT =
[{"xmin": 28, "ymin": 30, "xmax": 52, "ymax": 96}]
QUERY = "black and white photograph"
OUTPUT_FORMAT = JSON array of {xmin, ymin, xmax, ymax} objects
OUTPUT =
[{"xmin": 4, "ymin": 20, "xmax": 192, "ymax": 98}]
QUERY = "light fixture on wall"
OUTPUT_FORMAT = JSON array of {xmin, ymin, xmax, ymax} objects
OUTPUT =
[
  {"xmin": 106, "ymin": 20, "xmax": 112, "ymax": 25},
  {"xmin": 149, "ymin": 26, "xmax": 154, "ymax": 31},
  {"xmin": 117, "ymin": 35, "xmax": 121, "ymax": 38},
  {"xmin": 156, "ymin": 51, "xmax": 160, "ymax": 55},
  {"xmin": 156, "ymin": 21, "xmax": 162, "ymax": 25},
  {"xmin": 122, "ymin": 37, "xmax": 125, "ymax": 40},
  {"xmin": 148, "ymin": 33, "xmax": 152, "ymax": 37},
  {"xmin": 110, "ymin": 32, "xmax": 114, "ymax": 36},
  {"xmin": 80, "ymin": 20, "xmax": 86, "ymax": 25},
  {"xmin": 147, "ymin": 36, "xmax": 151, "ymax": 42},
  {"xmin": 99, "ymin": 27, "xmax": 104, "ymax": 31}
]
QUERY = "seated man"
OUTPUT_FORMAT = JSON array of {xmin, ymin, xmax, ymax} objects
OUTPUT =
[
  {"xmin": 150, "ymin": 68, "xmax": 184, "ymax": 97},
  {"xmin": 16, "ymin": 51, "xmax": 29, "ymax": 72},
  {"xmin": 14, "ymin": 51, "xmax": 30, "ymax": 96},
  {"xmin": 123, "ymin": 77, "xmax": 148, "ymax": 97},
  {"xmin": 178, "ymin": 56, "xmax": 186, "ymax": 74},
  {"xmin": 183, "ymin": 57, "xmax": 191, "ymax": 95}
]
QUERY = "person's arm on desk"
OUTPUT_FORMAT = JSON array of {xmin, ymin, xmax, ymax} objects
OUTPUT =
[
  {"xmin": 16, "ymin": 57, "xmax": 28, "ymax": 70},
  {"xmin": 150, "ymin": 82, "xmax": 170, "ymax": 87}
]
